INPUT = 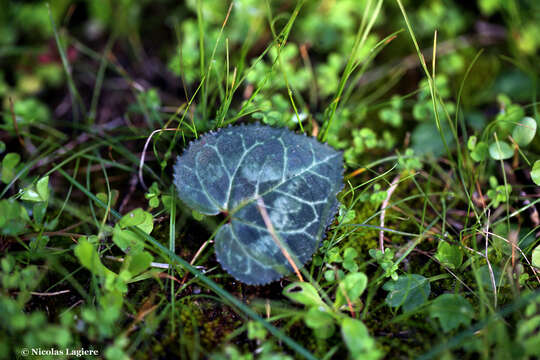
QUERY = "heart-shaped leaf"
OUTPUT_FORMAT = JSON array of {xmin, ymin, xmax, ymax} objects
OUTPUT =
[{"xmin": 173, "ymin": 124, "xmax": 343, "ymax": 284}]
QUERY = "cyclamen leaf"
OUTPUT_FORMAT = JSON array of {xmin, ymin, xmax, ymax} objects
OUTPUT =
[{"xmin": 173, "ymin": 124, "xmax": 343, "ymax": 284}]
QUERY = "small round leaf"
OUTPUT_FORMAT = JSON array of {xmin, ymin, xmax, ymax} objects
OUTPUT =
[
  {"xmin": 489, "ymin": 141, "xmax": 513, "ymax": 160},
  {"xmin": 512, "ymin": 117, "xmax": 537, "ymax": 146}
]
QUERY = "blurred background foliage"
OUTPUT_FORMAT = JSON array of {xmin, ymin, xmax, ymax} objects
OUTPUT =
[{"xmin": 1, "ymin": 0, "xmax": 539, "ymax": 161}]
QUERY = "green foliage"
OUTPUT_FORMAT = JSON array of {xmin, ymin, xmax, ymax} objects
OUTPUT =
[
  {"xmin": 19, "ymin": 176, "xmax": 50, "ymax": 202},
  {"xmin": 1, "ymin": 153, "xmax": 21, "ymax": 184},
  {"xmin": 369, "ymin": 249, "xmax": 398, "ymax": 280},
  {"xmin": 486, "ymin": 176, "xmax": 512, "ymax": 208},
  {"xmin": 112, "ymin": 208, "xmax": 154, "ymax": 254},
  {"xmin": 337, "ymin": 204, "xmax": 356, "ymax": 224},
  {"xmin": 0, "ymin": 256, "xmax": 74, "ymax": 358},
  {"xmin": 334, "ymin": 272, "xmax": 367, "ymax": 310},
  {"xmin": 342, "ymin": 248, "xmax": 359, "ymax": 273},
  {"xmin": 283, "ymin": 283, "xmax": 324, "ymax": 308},
  {"xmin": 3, "ymin": 98, "xmax": 50, "ymax": 129},
  {"xmin": 246, "ymin": 45, "xmax": 310, "ymax": 92},
  {"xmin": 305, "ymin": 306, "xmax": 335, "ymax": 339},
  {"xmin": 250, "ymin": 94, "xmax": 305, "ymax": 128},
  {"xmin": 532, "ymin": 245, "xmax": 540, "ymax": 268},
  {"xmin": 398, "ymin": 149, "xmax": 423, "ymax": 171},
  {"xmin": 468, "ymin": 136, "xmax": 489, "ymax": 162},
  {"xmin": 341, "ymin": 317, "xmax": 382, "ymax": 360},
  {"xmin": 345, "ymin": 128, "xmax": 396, "ymax": 165},
  {"xmin": 211, "ymin": 344, "xmax": 293, "ymax": 360},
  {"xmin": 2, "ymin": 0, "xmax": 540, "ymax": 359},
  {"xmin": 145, "ymin": 182, "xmax": 161, "ymax": 208},
  {"xmin": 383, "ymin": 274, "xmax": 431, "ymax": 312},
  {"xmin": 247, "ymin": 321, "xmax": 267, "ymax": 341},
  {"xmin": 429, "ymin": 294, "xmax": 474, "ymax": 332},
  {"xmin": 435, "ymin": 241, "xmax": 463, "ymax": 270},
  {"xmin": 75, "ymin": 237, "xmax": 116, "ymax": 279},
  {"xmin": 516, "ymin": 294, "xmax": 540, "ymax": 356},
  {"xmin": 284, "ymin": 275, "xmax": 380, "ymax": 357},
  {"xmin": 0, "ymin": 199, "xmax": 29, "ymax": 236},
  {"xmin": 531, "ymin": 161, "xmax": 540, "ymax": 186}
]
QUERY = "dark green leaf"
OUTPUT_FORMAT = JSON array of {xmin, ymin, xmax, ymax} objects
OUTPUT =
[
  {"xmin": 383, "ymin": 274, "xmax": 430, "ymax": 312},
  {"xmin": 475, "ymin": 265, "xmax": 504, "ymax": 291},
  {"xmin": 412, "ymin": 122, "xmax": 455, "ymax": 157},
  {"xmin": 173, "ymin": 125, "xmax": 343, "ymax": 284},
  {"xmin": 429, "ymin": 294, "xmax": 474, "ymax": 332}
]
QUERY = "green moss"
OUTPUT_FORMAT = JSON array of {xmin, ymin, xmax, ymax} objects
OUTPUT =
[
  {"xmin": 341, "ymin": 202, "xmax": 379, "ymax": 256},
  {"xmin": 178, "ymin": 300, "xmax": 242, "ymax": 351}
]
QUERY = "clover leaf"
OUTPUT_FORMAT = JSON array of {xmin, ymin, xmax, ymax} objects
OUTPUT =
[{"xmin": 173, "ymin": 124, "xmax": 343, "ymax": 284}]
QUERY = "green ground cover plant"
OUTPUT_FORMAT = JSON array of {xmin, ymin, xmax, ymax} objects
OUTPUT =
[{"xmin": 1, "ymin": 0, "xmax": 539, "ymax": 359}]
